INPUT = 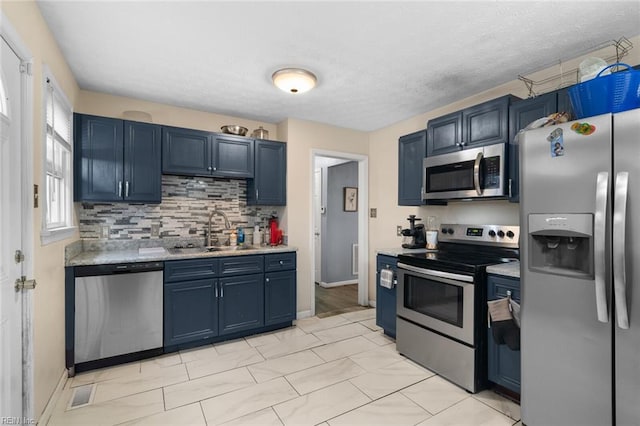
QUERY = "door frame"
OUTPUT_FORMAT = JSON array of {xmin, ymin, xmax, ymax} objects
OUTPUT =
[
  {"xmin": 310, "ymin": 149, "xmax": 368, "ymax": 315},
  {"xmin": 1, "ymin": 10, "xmax": 35, "ymax": 420}
]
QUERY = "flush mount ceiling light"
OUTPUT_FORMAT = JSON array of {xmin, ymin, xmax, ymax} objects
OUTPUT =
[{"xmin": 272, "ymin": 68, "xmax": 317, "ymax": 94}]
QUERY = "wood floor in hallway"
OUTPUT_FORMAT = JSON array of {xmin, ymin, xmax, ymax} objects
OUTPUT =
[{"xmin": 315, "ymin": 283, "xmax": 367, "ymax": 318}]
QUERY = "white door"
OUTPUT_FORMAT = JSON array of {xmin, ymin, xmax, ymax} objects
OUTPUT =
[
  {"xmin": 0, "ymin": 35, "xmax": 24, "ymax": 418},
  {"xmin": 313, "ymin": 168, "xmax": 322, "ymax": 283}
]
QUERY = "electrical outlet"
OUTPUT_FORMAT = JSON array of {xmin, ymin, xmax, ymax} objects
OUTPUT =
[
  {"xmin": 101, "ymin": 226, "xmax": 110, "ymax": 239},
  {"xmin": 151, "ymin": 223, "xmax": 160, "ymax": 237},
  {"xmin": 397, "ymin": 225, "xmax": 403, "ymax": 236},
  {"xmin": 370, "ymin": 208, "xmax": 377, "ymax": 218}
]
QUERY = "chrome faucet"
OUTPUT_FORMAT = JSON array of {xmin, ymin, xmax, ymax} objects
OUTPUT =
[{"xmin": 207, "ymin": 206, "xmax": 231, "ymax": 246}]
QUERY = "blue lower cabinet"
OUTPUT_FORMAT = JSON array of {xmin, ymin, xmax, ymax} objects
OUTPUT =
[
  {"xmin": 265, "ymin": 270, "xmax": 296, "ymax": 325},
  {"xmin": 164, "ymin": 279, "xmax": 218, "ymax": 346},
  {"xmin": 376, "ymin": 255, "xmax": 398, "ymax": 337},
  {"xmin": 219, "ymin": 274, "xmax": 264, "ymax": 335},
  {"xmin": 164, "ymin": 253, "xmax": 297, "ymax": 349},
  {"xmin": 487, "ymin": 274, "xmax": 521, "ymax": 394}
]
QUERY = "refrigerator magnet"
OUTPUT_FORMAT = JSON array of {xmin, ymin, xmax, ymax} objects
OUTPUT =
[
  {"xmin": 570, "ymin": 122, "xmax": 596, "ymax": 135},
  {"xmin": 548, "ymin": 128, "xmax": 565, "ymax": 157}
]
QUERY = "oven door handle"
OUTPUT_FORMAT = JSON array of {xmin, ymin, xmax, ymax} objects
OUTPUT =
[{"xmin": 397, "ymin": 263, "xmax": 474, "ymax": 283}]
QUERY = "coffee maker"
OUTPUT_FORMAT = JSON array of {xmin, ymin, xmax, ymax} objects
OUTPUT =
[{"xmin": 401, "ymin": 215, "xmax": 426, "ymax": 249}]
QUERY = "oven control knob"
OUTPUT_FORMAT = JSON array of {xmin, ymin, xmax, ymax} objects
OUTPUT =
[
  {"xmin": 441, "ymin": 228, "xmax": 447, "ymax": 234},
  {"xmin": 448, "ymin": 228, "xmax": 454, "ymax": 235},
  {"xmin": 506, "ymin": 230, "xmax": 515, "ymax": 239},
  {"xmin": 488, "ymin": 230, "xmax": 496, "ymax": 238},
  {"xmin": 497, "ymin": 230, "xmax": 505, "ymax": 238}
]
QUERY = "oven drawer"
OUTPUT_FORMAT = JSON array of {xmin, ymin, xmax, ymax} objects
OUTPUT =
[{"xmin": 397, "ymin": 317, "xmax": 481, "ymax": 393}]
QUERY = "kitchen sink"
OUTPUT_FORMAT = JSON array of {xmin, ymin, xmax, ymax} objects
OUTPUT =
[
  {"xmin": 167, "ymin": 245, "xmax": 257, "ymax": 255},
  {"xmin": 168, "ymin": 246, "xmax": 224, "ymax": 254}
]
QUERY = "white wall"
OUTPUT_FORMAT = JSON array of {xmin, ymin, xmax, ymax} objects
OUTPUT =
[
  {"xmin": 281, "ymin": 118, "xmax": 369, "ymax": 315},
  {"xmin": 0, "ymin": 1, "xmax": 80, "ymax": 419}
]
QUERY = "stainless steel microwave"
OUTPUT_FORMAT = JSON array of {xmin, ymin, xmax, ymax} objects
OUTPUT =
[{"xmin": 422, "ymin": 143, "xmax": 506, "ymax": 201}]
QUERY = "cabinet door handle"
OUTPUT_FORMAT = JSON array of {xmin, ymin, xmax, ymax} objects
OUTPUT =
[
  {"xmin": 508, "ymin": 178, "xmax": 513, "ymax": 199},
  {"xmin": 118, "ymin": 181, "xmax": 123, "ymax": 197},
  {"xmin": 215, "ymin": 283, "xmax": 218, "ymax": 298},
  {"xmin": 207, "ymin": 166, "xmax": 212, "ymax": 171},
  {"xmin": 213, "ymin": 167, "xmax": 217, "ymax": 171},
  {"xmin": 279, "ymin": 260, "xmax": 284, "ymax": 265},
  {"xmin": 220, "ymin": 283, "xmax": 224, "ymax": 298},
  {"xmin": 125, "ymin": 181, "xmax": 130, "ymax": 198},
  {"xmin": 266, "ymin": 278, "xmax": 270, "ymax": 283},
  {"xmin": 256, "ymin": 189, "xmax": 259, "ymax": 199}
]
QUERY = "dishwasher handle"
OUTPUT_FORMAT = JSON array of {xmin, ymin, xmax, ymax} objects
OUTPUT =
[{"xmin": 74, "ymin": 262, "xmax": 164, "ymax": 277}]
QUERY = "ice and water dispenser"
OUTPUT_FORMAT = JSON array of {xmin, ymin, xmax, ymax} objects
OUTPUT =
[{"xmin": 528, "ymin": 214, "xmax": 594, "ymax": 278}]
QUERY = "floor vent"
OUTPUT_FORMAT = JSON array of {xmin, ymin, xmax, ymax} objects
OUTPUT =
[{"xmin": 68, "ymin": 384, "xmax": 95, "ymax": 409}]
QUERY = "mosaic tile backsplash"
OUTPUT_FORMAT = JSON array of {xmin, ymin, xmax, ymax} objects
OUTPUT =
[{"xmin": 78, "ymin": 175, "xmax": 284, "ymax": 242}]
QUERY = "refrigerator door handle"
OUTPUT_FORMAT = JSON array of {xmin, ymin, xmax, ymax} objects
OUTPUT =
[
  {"xmin": 473, "ymin": 151, "xmax": 483, "ymax": 195},
  {"xmin": 594, "ymin": 171, "xmax": 609, "ymax": 323},
  {"xmin": 613, "ymin": 171, "xmax": 630, "ymax": 329}
]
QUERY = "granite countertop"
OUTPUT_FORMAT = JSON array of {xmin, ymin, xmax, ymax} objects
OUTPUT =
[
  {"xmin": 486, "ymin": 261, "xmax": 520, "ymax": 278},
  {"xmin": 376, "ymin": 247, "xmax": 437, "ymax": 257},
  {"xmin": 66, "ymin": 240, "xmax": 297, "ymax": 267}
]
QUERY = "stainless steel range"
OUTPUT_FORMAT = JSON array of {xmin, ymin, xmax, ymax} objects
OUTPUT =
[{"xmin": 396, "ymin": 224, "xmax": 519, "ymax": 393}]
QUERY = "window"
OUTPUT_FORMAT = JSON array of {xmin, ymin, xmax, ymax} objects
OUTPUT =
[{"xmin": 41, "ymin": 69, "xmax": 75, "ymax": 244}]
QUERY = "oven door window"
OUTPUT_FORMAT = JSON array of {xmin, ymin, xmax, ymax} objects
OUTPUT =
[{"xmin": 404, "ymin": 274, "xmax": 463, "ymax": 327}]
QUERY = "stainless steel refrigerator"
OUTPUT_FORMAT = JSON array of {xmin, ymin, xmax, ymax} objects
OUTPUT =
[{"xmin": 520, "ymin": 108, "xmax": 640, "ymax": 426}]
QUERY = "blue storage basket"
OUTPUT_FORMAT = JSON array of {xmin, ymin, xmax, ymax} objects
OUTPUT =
[{"xmin": 569, "ymin": 63, "xmax": 640, "ymax": 118}]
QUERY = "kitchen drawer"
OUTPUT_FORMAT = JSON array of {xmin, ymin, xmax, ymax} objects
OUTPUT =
[
  {"xmin": 264, "ymin": 252, "xmax": 296, "ymax": 272},
  {"xmin": 219, "ymin": 255, "xmax": 264, "ymax": 276},
  {"xmin": 164, "ymin": 258, "xmax": 218, "ymax": 282},
  {"xmin": 488, "ymin": 274, "xmax": 520, "ymax": 302}
]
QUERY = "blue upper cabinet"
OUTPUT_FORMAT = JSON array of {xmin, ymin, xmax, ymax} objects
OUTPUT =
[
  {"xmin": 427, "ymin": 111, "xmax": 462, "ymax": 156},
  {"xmin": 398, "ymin": 130, "xmax": 427, "ymax": 206},
  {"xmin": 463, "ymin": 96, "xmax": 512, "ymax": 148},
  {"xmin": 162, "ymin": 126, "xmax": 212, "ymax": 176},
  {"xmin": 508, "ymin": 92, "xmax": 556, "ymax": 203},
  {"xmin": 214, "ymin": 134, "xmax": 254, "ymax": 178},
  {"xmin": 124, "ymin": 121, "xmax": 162, "ymax": 202},
  {"xmin": 74, "ymin": 114, "xmax": 161, "ymax": 203},
  {"xmin": 427, "ymin": 95, "xmax": 516, "ymax": 156},
  {"xmin": 247, "ymin": 139, "xmax": 286, "ymax": 205},
  {"xmin": 162, "ymin": 126, "xmax": 254, "ymax": 178},
  {"xmin": 507, "ymin": 89, "xmax": 575, "ymax": 203}
]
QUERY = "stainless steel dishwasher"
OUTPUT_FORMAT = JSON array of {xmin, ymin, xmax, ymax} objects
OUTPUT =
[{"xmin": 74, "ymin": 262, "xmax": 163, "ymax": 366}]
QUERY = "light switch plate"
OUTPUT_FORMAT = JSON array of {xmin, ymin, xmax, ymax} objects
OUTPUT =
[
  {"xmin": 101, "ymin": 226, "xmax": 110, "ymax": 239},
  {"xmin": 151, "ymin": 223, "xmax": 160, "ymax": 237},
  {"xmin": 397, "ymin": 225, "xmax": 403, "ymax": 236}
]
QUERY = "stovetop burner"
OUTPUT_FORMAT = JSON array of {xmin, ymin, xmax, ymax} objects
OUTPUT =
[{"xmin": 397, "ymin": 224, "xmax": 520, "ymax": 275}]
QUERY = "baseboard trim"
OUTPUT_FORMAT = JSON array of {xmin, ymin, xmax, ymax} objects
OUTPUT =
[
  {"xmin": 38, "ymin": 368, "xmax": 68, "ymax": 424},
  {"xmin": 296, "ymin": 310, "xmax": 312, "ymax": 320},
  {"xmin": 368, "ymin": 300, "xmax": 376, "ymax": 307},
  {"xmin": 318, "ymin": 280, "xmax": 358, "ymax": 288}
]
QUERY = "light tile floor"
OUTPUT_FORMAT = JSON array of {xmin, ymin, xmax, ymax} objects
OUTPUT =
[{"xmin": 44, "ymin": 309, "xmax": 521, "ymax": 425}]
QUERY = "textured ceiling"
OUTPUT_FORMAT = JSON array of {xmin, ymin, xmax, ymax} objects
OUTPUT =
[{"xmin": 37, "ymin": 1, "xmax": 640, "ymax": 132}]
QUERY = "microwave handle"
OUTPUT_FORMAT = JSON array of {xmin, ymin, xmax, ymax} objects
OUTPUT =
[{"xmin": 473, "ymin": 151, "xmax": 483, "ymax": 195}]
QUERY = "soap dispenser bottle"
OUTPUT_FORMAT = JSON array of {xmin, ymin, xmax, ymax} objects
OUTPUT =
[
  {"xmin": 237, "ymin": 227, "xmax": 244, "ymax": 246},
  {"xmin": 230, "ymin": 230, "xmax": 237, "ymax": 246}
]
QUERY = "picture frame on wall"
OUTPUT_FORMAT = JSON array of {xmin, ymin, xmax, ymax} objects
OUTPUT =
[{"xmin": 343, "ymin": 187, "xmax": 358, "ymax": 212}]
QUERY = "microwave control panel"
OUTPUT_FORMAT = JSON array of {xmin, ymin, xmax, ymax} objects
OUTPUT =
[{"xmin": 484, "ymin": 156, "xmax": 501, "ymax": 189}]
